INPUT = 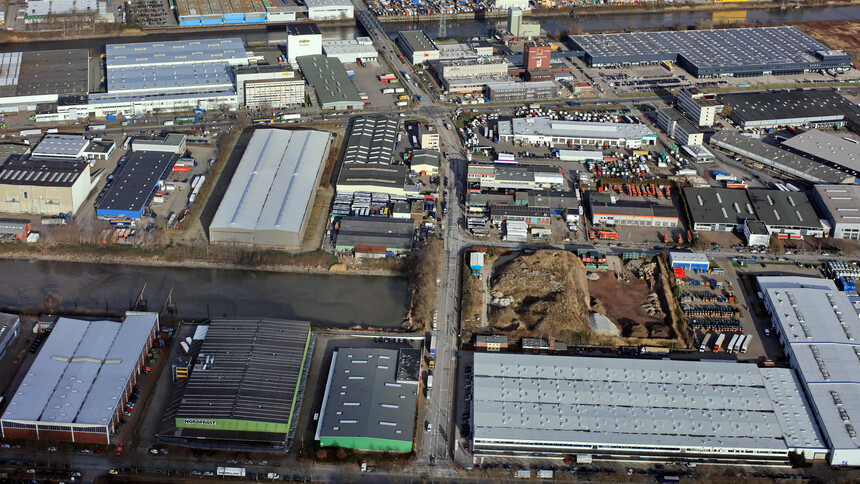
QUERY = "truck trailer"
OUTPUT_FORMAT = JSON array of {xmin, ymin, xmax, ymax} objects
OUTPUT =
[
  {"xmin": 726, "ymin": 334, "xmax": 740, "ymax": 354},
  {"xmin": 698, "ymin": 333, "xmax": 713, "ymax": 353},
  {"xmin": 216, "ymin": 467, "xmax": 246, "ymax": 477},
  {"xmin": 713, "ymin": 333, "xmax": 726, "ymax": 352}
]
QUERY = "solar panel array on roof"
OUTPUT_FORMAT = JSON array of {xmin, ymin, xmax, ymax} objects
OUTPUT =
[{"xmin": 571, "ymin": 26, "xmax": 851, "ymax": 77}]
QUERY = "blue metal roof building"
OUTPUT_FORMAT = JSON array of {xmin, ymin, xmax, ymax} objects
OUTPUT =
[{"xmin": 95, "ymin": 151, "xmax": 175, "ymax": 220}]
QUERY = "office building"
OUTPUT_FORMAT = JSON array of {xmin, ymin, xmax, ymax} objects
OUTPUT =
[
  {"xmin": 487, "ymin": 81, "xmax": 557, "ymax": 103},
  {"xmin": 758, "ymin": 277, "xmax": 860, "ymax": 466},
  {"xmin": 0, "ymin": 157, "xmax": 97, "ymax": 216},
  {"xmin": 498, "ymin": 117, "xmax": 657, "ymax": 149},
  {"xmin": 286, "ymin": 23, "xmax": 323, "ymax": 63},
  {"xmin": 305, "ymin": 0, "xmax": 353, "ymax": 20},
  {"xmin": 677, "ymin": 88, "xmax": 722, "ymax": 127},
  {"xmin": 811, "ymin": 184, "xmax": 860, "ymax": 239},
  {"xmin": 315, "ymin": 348, "xmax": 419, "ymax": 451},
  {"xmin": 95, "ymin": 151, "xmax": 175, "ymax": 220},
  {"xmin": 397, "ymin": 31, "xmax": 440, "ymax": 65},
  {"xmin": 161, "ymin": 319, "xmax": 311, "ymax": 446},
  {"xmin": 669, "ymin": 251, "xmax": 710, "ymax": 271},
  {"xmin": 470, "ymin": 352, "xmax": 826, "ymax": 464},
  {"xmin": 209, "ymin": 130, "xmax": 331, "ymax": 248},
  {"xmin": 234, "ymin": 65, "xmax": 304, "ymax": 109},
  {"xmin": 297, "ymin": 54, "xmax": 364, "ymax": 110},
  {"xmin": 0, "ymin": 313, "xmax": 160, "ymax": 444},
  {"xmin": 419, "ymin": 125, "xmax": 439, "ymax": 150},
  {"xmin": 571, "ymin": 26, "xmax": 851, "ymax": 78},
  {"xmin": 657, "ymin": 108, "xmax": 704, "ymax": 146},
  {"xmin": 743, "ymin": 219, "xmax": 770, "ymax": 247},
  {"xmin": 411, "ymin": 150, "xmax": 439, "ymax": 175}
]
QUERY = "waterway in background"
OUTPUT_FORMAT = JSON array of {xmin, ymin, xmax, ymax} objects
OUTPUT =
[
  {"xmin": 2, "ymin": 6, "xmax": 860, "ymax": 53},
  {"xmin": 0, "ymin": 260, "xmax": 409, "ymax": 328}
]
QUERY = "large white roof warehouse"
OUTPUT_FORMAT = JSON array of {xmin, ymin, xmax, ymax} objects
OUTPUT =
[
  {"xmin": 497, "ymin": 117, "xmax": 656, "ymax": 149},
  {"xmin": 758, "ymin": 276, "xmax": 860, "ymax": 467},
  {"xmin": 209, "ymin": 129, "xmax": 332, "ymax": 248},
  {"xmin": 470, "ymin": 353, "xmax": 826, "ymax": 465},
  {"xmin": 0, "ymin": 313, "xmax": 159, "ymax": 444}
]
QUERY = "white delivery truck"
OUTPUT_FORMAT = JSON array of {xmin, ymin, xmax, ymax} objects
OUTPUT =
[{"xmin": 216, "ymin": 467, "xmax": 246, "ymax": 477}]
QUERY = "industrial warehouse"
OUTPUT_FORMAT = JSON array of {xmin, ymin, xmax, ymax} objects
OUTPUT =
[
  {"xmin": 209, "ymin": 129, "xmax": 332, "ymax": 248},
  {"xmin": 710, "ymin": 131, "xmax": 855, "ymax": 185},
  {"xmin": 334, "ymin": 216, "xmax": 415, "ymax": 257},
  {"xmin": 571, "ymin": 26, "xmax": 852, "ymax": 78},
  {"xmin": 296, "ymin": 55, "xmax": 364, "ymax": 111},
  {"xmin": 780, "ymin": 130, "xmax": 860, "ymax": 178},
  {"xmin": 0, "ymin": 313, "xmax": 160, "ymax": 444},
  {"xmin": 95, "ymin": 150, "xmax": 176, "ymax": 221},
  {"xmin": 0, "ymin": 155, "xmax": 97, "ymax": 216},
  {"xmin": 159, "ymin": 319, "xmax": 312, "ymax": 447},
  {"xmin": 811, "ymin": 185, "xmax": 860, "ymax": 239},
  {"xmin": 588, "ymin": 191, "xmax": 679, "ymax": 227},
  {"xmin": 336, "ymin": 116, "xmax": 409, "ymax": 196},
  {"xmin": 683, "ymin": 187, "xmax": 825, "ymax": 237},
  {"xmin": 469, "ymin": 353, "xmax": 826, "ymax": 464},
  {"xmin": 497, "ymin": 118, "xmax": 657, "ymax": 149},
  {"xmin": 0, "ymin": 50, "xmax": 89, "ymax": 113},
  {"xmin": 720, "ymin": 90, "xmax": 860, "ymax": 130},
  {"xmin": 315, "ymin": 347, "xmax": 419, "ymax": 452},
  {"xmin": 758, "ymin": 277, "xmax": 860, "ymax": 466}
]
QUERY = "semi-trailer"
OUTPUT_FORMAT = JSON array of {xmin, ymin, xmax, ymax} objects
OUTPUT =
[
  {"xmin": 713, "ymin": 333, "xmax": 726, "ymax": 352},
  {"xmin": 698, "ymin": 333, "xmax": 713, "ymax": 353},
  {"xmin": 740, "ymin": 334, "xmax": 752, "ymax": 353},
  {"xmin": 732, "ymin": 334, "xmax": 746, "ymax": 354},
  {"xmin": 726, "ymin": 334, "xmax": 740, "ymax": 354}
]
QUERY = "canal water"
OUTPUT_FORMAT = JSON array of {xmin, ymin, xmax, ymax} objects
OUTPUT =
[
  {"xmin": 1, "ymin": 6, "xmax": 859, "ymax": 52},
  {"xmin": 0, "ymin": 259, "xmax": 409, "ymax": 328}
]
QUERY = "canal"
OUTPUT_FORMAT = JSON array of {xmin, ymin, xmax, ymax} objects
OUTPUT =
[{"xmin": 0, "ymin": 259, "xmax": 409, "ymax": 329}]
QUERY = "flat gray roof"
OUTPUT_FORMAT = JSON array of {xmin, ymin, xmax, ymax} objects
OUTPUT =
[
  {"xmin": 683, "ymin": 187, "xmax": 757, "ymax": 226},
  {"xmin": 659, "ymin": 107, "xmax": 702, "ymax": 135},
  {"xmin": 132, "ymin": 134, "xmax": 186, "ymax": 152},
  {"xmin": 337, "ymin": 164, "xmax": 407, "ymax": 189},
  {"xmin": 711, "ymin": 131, "xmax": 853, "ymax": 184},
  {"xmin": 296, "ymin": 54, "xmax": 363, "ymax": 108},
  {"xmin": 758, "ymin": 277, "xmax": 860, "ymax": 461},
  {"xmin": 95, "ymin": 151, "xmax": 175, "ymax": 216},
  {"xmin": 0, "ymin": 144, "xmax": 30, "ymax": 164},
  {"xmin": 812, "ymin": 185, "xmax": 860, "ymax": 225},
  {"xmin": 721, "ymin": 90, "xmax": 860, "ymax": 125},
  {"xmin": 335, "ymin": 216, "xmax": 414, "ymax": 250},
  {"xmin": 411, "ymin": 150, "xmax": 439, "ymax": 168},
  {"xmin": 209, "ymin": 129, "xmax": 330, "ymax": 240},
  {"xmin": 316, "ymin": 348, "xmax": 417, "ymax": 446},
  {"xmin": 781, "ymin": 130, "xmax": 860, "ymax": 174},
  {"xmin": 7, "ymin": 50, "xmax": 90, "ymax": 97},
  {"xmin": 472, "ymin": 352, "xmax": 825, "ymax": 454},
  {"xmin": 31, "ymin": 134, "xmax": 88, "ymax": 159},
  {"xmin": 1, "ymin": 313, "xmax": 157, "ymax": 427},
  {"xmin": 589, "ymin": 191, "xmax": 678, "ymax": 219},
  {"xmin": 287, "ymin": 23, "xmax": 321, "ymax": 36},
  {"xmin": 503, "ymin": 117, "xmax": 655, "ymax": 141},
  {"xmin": 106, "ymin": 38, "xmax": 247, "ymax": 69},
  {"xmin": 107, "ymin": 63, "xmax": 234, "ymax": 94},
  {"xmin": 176, "ymin": 319, "xmax": 311, "ymax": 428},
  {"xmin": 398, "ymin": 31, "xmax": 438, "ymax": 53},
  {"xmin": 747, "ymin": 189, "xmax": 821, "ymax": 229}
]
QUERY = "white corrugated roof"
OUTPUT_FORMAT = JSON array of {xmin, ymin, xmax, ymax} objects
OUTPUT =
[
  {"xmin": 1, "ymin": 313, "xmax": 157, "ymax": 427},
  {"xmin": 759, "ymin": 276, "xmax": 860, "ymax": 457},
  {"xmin": 472, "ymin": 353, "xmax": 824, "ymax": 453},
  {"xmin": 210, "ymin": 129, "xmax": 330, "ymax": 238}
]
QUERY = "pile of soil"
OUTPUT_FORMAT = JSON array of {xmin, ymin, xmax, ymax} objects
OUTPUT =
[{"xmin": 488, "ymin": 250, "xmax": 590, "ymax": 339}]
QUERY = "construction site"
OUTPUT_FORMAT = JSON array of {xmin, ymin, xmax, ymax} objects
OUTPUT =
[{"xmin": 484, "ymin": 250, "xmax": 689, "ymax": 348}]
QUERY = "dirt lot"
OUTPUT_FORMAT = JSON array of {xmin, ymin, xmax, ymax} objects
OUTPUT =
[
  {"xmin": 588, "ymin": 263, "xmax": 670, "ymax": 339},
  {"xmin": 798, "ymin": 20, "xmax": 860, "ymax": 61}
]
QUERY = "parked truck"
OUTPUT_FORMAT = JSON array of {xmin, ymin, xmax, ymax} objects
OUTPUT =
[
  {"xmin": 698, "ymin": 333, "xmax": 713, "ymax": 353},
  {"xmin": 640, "ymin": 346, "xmax": 669, "ymax": 355},
  {"xmin": 216, "ymin": 467, "xmax": 246, "ymax": 477},
  {"xmin": 427, "ymin": 374, "xmax": 433, "ymax": 389},
  {"xmin": 713, "ymin": 333, "xmax": 726, "ymax": 352},
  {"xmin": 740, "ymin": 334, "xmax": 752, "ymax": 353},
  {"xmin": 732, "ymin": 334, "xmax": 746, "ymax": 354},
  {"xmin": 726, "ymin": 334, "xmax": 740, "ymax": 354},
  {"xmin": 429, "ymin": 335, "xmax": 436, "ymax": 355}
]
